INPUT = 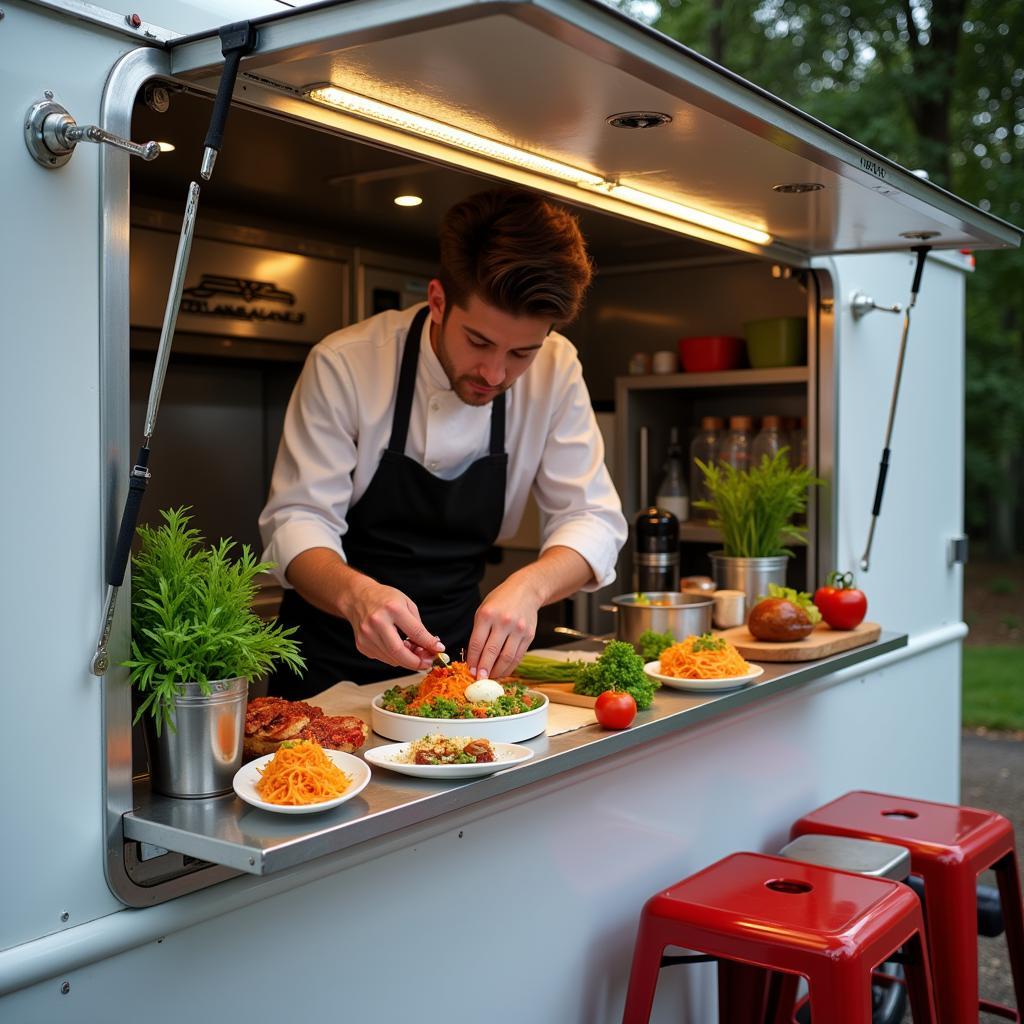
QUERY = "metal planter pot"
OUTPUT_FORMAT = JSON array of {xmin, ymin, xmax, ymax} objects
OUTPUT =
[
  {"xmin": 142, "ymin": 677, "xmax": 249, "ymax": 798},
  {"xmin": 608, "ymin": 592, "xmax": 714, "ymax": 649},
  {"xmin": 709, "ymin": 552, "xmax": 789, "ymax": 610}
]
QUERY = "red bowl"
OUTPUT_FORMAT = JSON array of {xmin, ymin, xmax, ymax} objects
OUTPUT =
[{"xmin": 677, "ymin": 335, "xmax": 744, "ymax": 373}]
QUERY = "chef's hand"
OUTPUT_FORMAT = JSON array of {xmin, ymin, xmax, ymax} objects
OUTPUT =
[
  {"xmin": 467, "ymin": 577, "xmax": 539, "ymax": 681},
  {"xmin": 342, "ymin": 577, "xmax": 444, "ymax": 671}
]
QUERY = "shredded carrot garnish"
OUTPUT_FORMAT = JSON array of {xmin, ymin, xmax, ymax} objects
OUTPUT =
[
  {"xmin": 406, "ymin": 663, "xmax": 476, "ymax": 712},
  {"xmin": 659, "ymin": 634, "xmax": 751, "ymax": 680},
  {"xmin": 255, "ymin": 739, "xmax": 350, "ymax": 805}
]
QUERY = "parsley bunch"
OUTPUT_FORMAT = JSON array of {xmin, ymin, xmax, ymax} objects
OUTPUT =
[
  {"xmin": 573, "ymin": 640, "xmax": 659, "ymax": 710},
  {"xmin": 124, "ymin": 507, "xmax": 305, "ymax": 734},
  {"xmin": 638, "ymin": 629, "xmax": 674, "ymax": 662}
]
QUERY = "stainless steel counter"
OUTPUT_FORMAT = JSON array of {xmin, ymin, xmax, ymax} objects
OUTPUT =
[{"xmin": 123, "ymin": 632, "xmax": 906, "ymax": 875}]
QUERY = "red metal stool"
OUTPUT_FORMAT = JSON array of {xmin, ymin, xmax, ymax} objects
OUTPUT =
[
  {"xmin": 791, "ymin": 790, "xmax": 1024, "ymax": 1022},
  {"xmin": 621, "ymin": 851, "xmax": 937, "ymax": 1024}
]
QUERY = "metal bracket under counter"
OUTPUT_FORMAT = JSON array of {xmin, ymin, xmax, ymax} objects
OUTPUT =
[{"xmin": 123, "ymin": 633, "xmax": 907, "ymax": 888}]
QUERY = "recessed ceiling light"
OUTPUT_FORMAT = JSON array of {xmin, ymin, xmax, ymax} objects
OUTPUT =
[
  {"xmin": 156, "ymin": 141, "xmax": 175, "ymax": 153},
  {"xmin": 606, "ymin": 111, "xmax": 672, "ymax": 129},
  {"xmin": 772, "ymin": 182, "xmax": 824, "ymax": 194},
  {"xmin": 394, "ymin": 194, "xmax": 423, "ymax": 207}
]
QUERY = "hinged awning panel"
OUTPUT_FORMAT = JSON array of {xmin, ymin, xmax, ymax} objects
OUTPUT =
[{"xmin": 167, "ymin": 0, "xmax": 1020, "ymax": 257}]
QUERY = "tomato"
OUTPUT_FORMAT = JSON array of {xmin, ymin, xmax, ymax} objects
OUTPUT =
[
  {"xmin": 813, "ymin": 571, "xmax": 868, "ymax": 631},
  {"xmin": 594, "ymin": 690, "xmax": 637, "ymax": 729}
]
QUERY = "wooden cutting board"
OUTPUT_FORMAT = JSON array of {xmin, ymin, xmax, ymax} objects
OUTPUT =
[
  {"xmin": 716, "ymin": 621, "xmax": 882, "ymax": 662},
  {"xmin": 530, "ymin": 682, "xmax": 597, "ymax": 709}
]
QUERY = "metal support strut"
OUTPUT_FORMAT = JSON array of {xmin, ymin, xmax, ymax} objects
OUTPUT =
[
  {"xmin": 90, "ymin": 22, "xmax": 258, "ymax": 675},
  {"xmin": 859, "ymin": 245, "xmax": 931, "ymax": 572}
]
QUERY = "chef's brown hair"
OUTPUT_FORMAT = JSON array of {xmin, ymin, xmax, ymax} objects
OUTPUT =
[{"xmin": 438, "ymin": 187, "xmax": 593, "ymax": 326}]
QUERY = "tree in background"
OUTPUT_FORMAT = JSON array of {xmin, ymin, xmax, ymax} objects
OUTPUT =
[{"xmin": 615, "ymin": 0, "xmax": 1024, "ymax": 553}]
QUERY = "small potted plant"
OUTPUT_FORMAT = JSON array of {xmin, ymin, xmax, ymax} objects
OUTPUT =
[
  {"xmin": 124, "ymin": 507, "xmax": 305, "ymax": 798},
  {"xmin": 694, "ymin": 451, "xmax": 823, "ymax": 607}
]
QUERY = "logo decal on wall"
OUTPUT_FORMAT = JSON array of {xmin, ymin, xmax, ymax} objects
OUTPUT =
[{"xmin": 180, "ymin": 274, "xmax": 306, "ymax": 325}]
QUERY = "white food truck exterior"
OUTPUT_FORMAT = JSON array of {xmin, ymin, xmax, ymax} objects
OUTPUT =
[{"xmin": 0, "ymin": 2, "xmax": 1017, "ymax": 1021}]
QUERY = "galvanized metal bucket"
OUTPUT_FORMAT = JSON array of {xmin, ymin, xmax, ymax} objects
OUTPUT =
[
  {"xmin": 142, "ymin": 677, "xmax": 249, "ymax": 798},
  {"xmin": 709, "ymin": 552, "xmax": 789, "ymax": 611}
]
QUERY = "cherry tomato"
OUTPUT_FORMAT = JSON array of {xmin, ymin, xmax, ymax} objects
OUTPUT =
[
  {"xmin": 813, "ymin": 571, "xmax": 868, "ymax": 630},
  {"xmin": 594, "ymin": 690, "xmax": 637, "ymax": 729}
]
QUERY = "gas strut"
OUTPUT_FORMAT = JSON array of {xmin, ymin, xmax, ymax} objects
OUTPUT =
[
  {"xmin": 90, "ymin": 22, "xmax": 258, "ymax": 675},
  {"xmin": 859, "ymin": 245, "xmax": 931, "ymax": 572}
]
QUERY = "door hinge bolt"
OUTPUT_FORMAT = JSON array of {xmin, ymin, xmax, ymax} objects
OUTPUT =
[
  {"xmin": 61, "ymin": 982, "xmax": 70, "ymax": 995},
  {"xmin": 60, "ymin": 910, "xmax": 69, "ymax": 922}
]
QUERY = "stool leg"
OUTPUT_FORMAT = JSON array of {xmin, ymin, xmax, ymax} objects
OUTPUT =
[
  {"xmin": 621, "ymin": 917, "xmax": 671, "ymax": 1024},
  {"xmin": 901, "ymin": 932, "xmax": 939, "ymax": 1024},
  {"xmin": 995, "ymin": 851, "xmax": 1024, "ymax": 1007},
  {"xmin": 763, "ymin": 971, "xmax": 801, "ymax": 1024},
  {"xmin": 717, "ymin": 960, "xmax": 771, "ymax": 1022},
  {"xmin": 805, "ymin": 961, "xmax": 872, "ymax": 1024},
  {"xmin": 917, "ymin": 867, "xmax": 980, "ymax": 1024}
]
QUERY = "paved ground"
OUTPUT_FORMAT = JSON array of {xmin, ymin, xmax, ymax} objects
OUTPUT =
[{"xmin": 962, "ymin": 731, "xmax": 1024, "ymax": 1011}]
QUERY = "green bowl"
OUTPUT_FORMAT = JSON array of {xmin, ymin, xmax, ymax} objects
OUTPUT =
[{"xmin": 743, "ymin": 317, "xmax": 807, "ymax": 368}]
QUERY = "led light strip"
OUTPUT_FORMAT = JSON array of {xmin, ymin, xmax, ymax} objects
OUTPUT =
[{"xmin": 305, "ymin": 85, "xmax": 772, "ymax": 247}]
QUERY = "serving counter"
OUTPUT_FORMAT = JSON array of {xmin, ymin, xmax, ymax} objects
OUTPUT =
[{"xmin": 125, "ymin": 632, "xmax": 907, "ymax": 876}]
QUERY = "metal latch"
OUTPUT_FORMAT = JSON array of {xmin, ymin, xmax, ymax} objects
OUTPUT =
[
  {"xmin": 948, "ymin": 535, "xmax": 969, "ymax": 566},
  {"xmin": 24, "ymin": 97, "xmax": 160, "ymax": 168},
  {"xmin": 850, "ymin": 291, "xmax": 903, "ymax": 319}
]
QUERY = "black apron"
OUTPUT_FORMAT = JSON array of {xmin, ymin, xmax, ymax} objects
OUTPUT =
[{"xmin": 269, "ymin": 307, "xmax": 508, "ymax": 696}]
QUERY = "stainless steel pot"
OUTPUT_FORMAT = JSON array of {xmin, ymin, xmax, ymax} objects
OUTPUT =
[
  {"xmin": 605, "ymin": 592, "xmax": 714, "ymax": 649},
  {"xmin": 141, "ymin": 677, "xmax": 248, "ymax": 798}
]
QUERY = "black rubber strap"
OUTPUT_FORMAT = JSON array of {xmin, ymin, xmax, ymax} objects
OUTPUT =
[
  {"xmin": 107, "ymin": 446, "xmax": 151, "ymax": 587},
  {"xmin": 202, "ymin": 22, "xmax": 258, "ymax": 154},
  {"xmin": 910, "ymin": 245, "xmax": 931, "ymax": 296},
  {"xmin": 871, "ymin": 447, "xmax": 891, "ymax": 517}
]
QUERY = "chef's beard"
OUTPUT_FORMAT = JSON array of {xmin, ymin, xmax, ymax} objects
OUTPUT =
[{"xmin": 432, "ymin": 321, "xmax": 509, "ymax": 407}]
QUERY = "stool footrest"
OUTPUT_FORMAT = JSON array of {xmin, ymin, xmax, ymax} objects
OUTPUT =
[{"xmin": 659, "ymin": 953, "xmax": 717, "ymax": 968}]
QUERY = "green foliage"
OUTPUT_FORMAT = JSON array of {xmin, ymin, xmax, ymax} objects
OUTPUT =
[
  {"xmin": 962, "ymin": 646, "xmax": 1024, "ymax": 730},
  {"xmin": 695, "ymin": 451, "xmax": 822, "ymax": 557},
  {"xmin": 574, "ymin": 640, "xmax": 659, "ymax": 709},
  {"xmin": 638, "ymin": 629, "xmax": 674, "ymax": 661},
  {"xmin": 758, "ymin": 583, "xmax": 822, "ymax": 625},
  {"xmin": 124, "ymin": 507, "xmax": 305, "ymax": 735}
]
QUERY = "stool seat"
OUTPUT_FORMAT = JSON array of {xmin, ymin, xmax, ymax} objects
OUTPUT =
[
  {"xmin": 779, "ymin": 834, "xmax": 911, "ymax": 881},
  {"xmin": 622, "ymin": 851, "xmax": 937, "ymax": 1024},
  {"xmin": 793, "ymin": 789, "xmax": 1014, "ymax": 867}
]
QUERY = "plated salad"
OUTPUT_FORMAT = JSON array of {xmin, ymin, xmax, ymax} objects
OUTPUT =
[{"xmin": 380, "ymin": 662, "xmax": 541, "ymax": 719}]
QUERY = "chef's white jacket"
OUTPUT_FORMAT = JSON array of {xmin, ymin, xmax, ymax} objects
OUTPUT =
[{"xmin": 259, "ymin": 303, "xmax": 627, "ymax": 591}]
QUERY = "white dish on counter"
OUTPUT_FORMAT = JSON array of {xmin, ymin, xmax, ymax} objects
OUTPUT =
[
  {"xmin": 233, "ymin": 749, "xmax": 371, "ymax": 814},
  {"xmin": 364, "ymin": 741, "xmax": 534, "ymax": 779},
  {"xmin": 643, "ymin": 660, "xmax": 765, "ymax": 693},
  {"xmin": 370, "ymin": 690, "xmax": 548, "ymax": 743}
]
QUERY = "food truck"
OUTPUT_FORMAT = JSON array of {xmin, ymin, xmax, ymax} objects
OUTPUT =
[{"xmin": 2, "ymin": 1, "xmax": 1020, "ymax": 1020}]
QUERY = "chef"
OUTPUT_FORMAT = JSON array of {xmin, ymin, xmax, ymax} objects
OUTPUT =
[{"xmin": 260, "ymin": 187, "xmax": 627, "ymax": 696}]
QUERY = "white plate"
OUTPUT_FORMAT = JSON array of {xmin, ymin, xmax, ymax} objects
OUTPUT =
[
  {"xmin": 370, "ymin": 690, "xmax": 548, "ymax": 743},
  {"xmin": 232, "ymin": 749, "xmax": 371, "ymax": 814},
  {"xmin": 364, "ymin": 741, "xmax": 534, "ymax": 779},
  {"xmin": 644, "ymin": 660, "xmax": 765, "ymax": 693}
]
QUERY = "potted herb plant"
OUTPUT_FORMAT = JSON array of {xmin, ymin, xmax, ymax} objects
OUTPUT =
[
  {"xmin": 124, "ymin": 507, "xmax": 305, "ymax": 798},
  {"xmin": 694, "ymin": 451, "xmax": 823, "ymax": 607}
]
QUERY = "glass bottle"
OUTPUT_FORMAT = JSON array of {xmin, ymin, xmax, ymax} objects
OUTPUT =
[
  {"xmin": 751, "ymin": 415, "xmax": 785, "ymax": 467},
  {"xmin": 689, "ymin": 416, "xmax": 723, "ymax": 519},
  {"xmin": 656, "ymin": 426, "xmax": 689, "ymax": 524},
  {"xmin": 715, "ymin": 415, "xmax": 754, "ymax": 472}
]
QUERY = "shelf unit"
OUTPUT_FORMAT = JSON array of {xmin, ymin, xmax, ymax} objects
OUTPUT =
[{"xmin": 614, "ymin": 363, "xmax": 818, "ymax": 591}]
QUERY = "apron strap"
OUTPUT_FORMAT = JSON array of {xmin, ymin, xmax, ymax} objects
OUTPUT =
[{"xmin": 387, "ymin": 305, "xmax": 507, "ymax": 457}]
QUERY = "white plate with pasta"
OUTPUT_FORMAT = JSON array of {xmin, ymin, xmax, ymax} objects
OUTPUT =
[
  {"xmin": 644, "ymin": 660, "xmax": 765, "ymax": 692},
  {"xmin": 233, "ymin": 747, "xmax": 371, "ymax": 814},
  {"xmin": 364, "ymin": 738, "xmax": 534, "ymax": 779}
]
